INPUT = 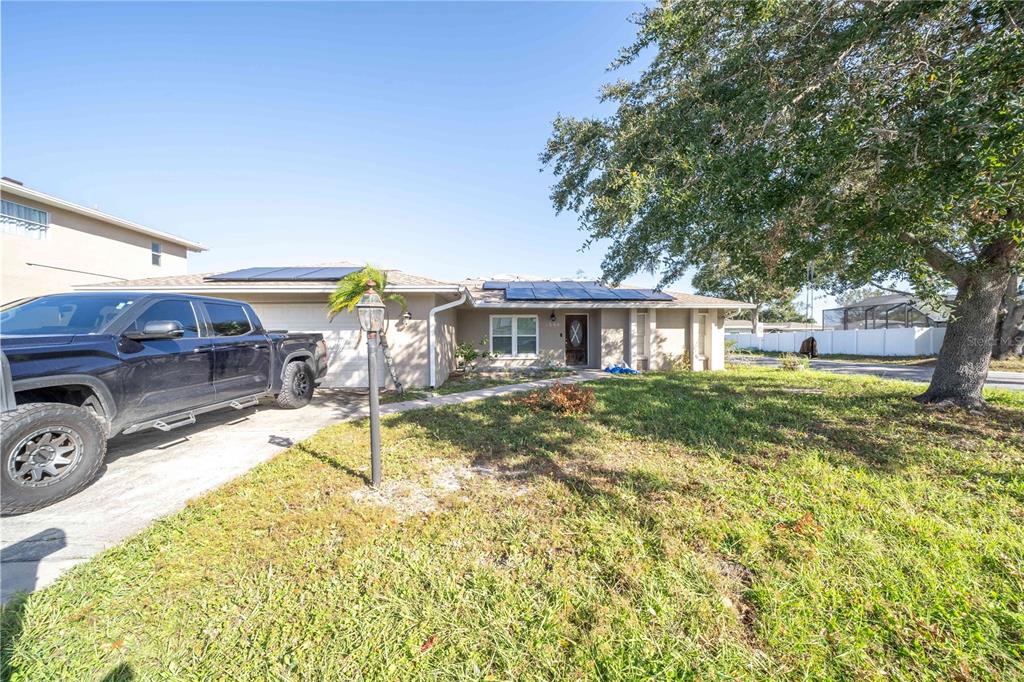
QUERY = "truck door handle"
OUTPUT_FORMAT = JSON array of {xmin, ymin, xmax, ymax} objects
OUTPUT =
[{"xmin": 192, "ymin": 346, "xmax": 214, "ymax": 354}]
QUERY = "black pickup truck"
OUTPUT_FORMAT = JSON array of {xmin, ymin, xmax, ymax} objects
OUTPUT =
[{"xmin": 0, "ymin": 292, "xmax": 328, "ymax": 515}]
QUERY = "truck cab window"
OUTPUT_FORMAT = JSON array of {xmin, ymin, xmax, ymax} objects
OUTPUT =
[
  {"xmin": 205, "ymin": 303, "xmax": 252, "ymax": 336},
  {"xmin": 127, "ymin": 300, "xmax": 199, "ymax": 338}
]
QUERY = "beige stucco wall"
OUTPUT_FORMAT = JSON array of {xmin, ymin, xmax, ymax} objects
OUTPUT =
[
  {"xmin": 433, "ymin": 303, "xmax": 458, "ymax": 386},
  {"xmin": 1, "ymin": 193, "xmax": 189, "ymax": 304},
  {"xmin": 651, "ymin": 308, "xmax": 688, "ymax": 370},
  {"xmin": 600, "ymin": 309, "xmax": 629, "ymax": 367},
  {"xmin": 457, "ymin": 308, "xmax": 602, "ymax": 370}
]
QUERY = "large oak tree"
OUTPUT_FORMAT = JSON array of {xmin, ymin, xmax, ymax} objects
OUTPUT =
[{"xmin": 543, "ymin": 0, "xmax": 1023, "ymax": 407}]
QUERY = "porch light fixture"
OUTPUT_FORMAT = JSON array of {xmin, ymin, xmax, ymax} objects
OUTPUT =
[
  {"xmin": 356, "ymin": 282, "xmax": 386, "ymax": 488},
  {"xmin": 549, "ymin": 311, "xmax": 557, "ymax": 323},
  {"xmin": 356, "ymin": 284, "xmax": 387, "ymax": 333}
]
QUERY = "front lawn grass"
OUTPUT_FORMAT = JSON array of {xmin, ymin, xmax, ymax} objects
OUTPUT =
[{"xmin": 3, "ymin": 368, "xmax": 1023, "ymax": 680}]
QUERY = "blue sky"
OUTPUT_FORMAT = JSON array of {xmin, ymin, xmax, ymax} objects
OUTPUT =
[
  {"xmin": 2, "ymin": 2, "xmax": 666, "ymax": 282},
  {"xmin": 1, "ymin": 1, "xmax": 830, "ymax": 312}
]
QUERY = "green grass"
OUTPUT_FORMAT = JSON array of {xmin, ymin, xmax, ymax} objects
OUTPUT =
[
  {"xmin": 3, "ymin": 368, "xmax": 1023, "ymax": 681},
  {"xmin": 380, "ymin": 368, "xmax": 577, "ymax": 403}
]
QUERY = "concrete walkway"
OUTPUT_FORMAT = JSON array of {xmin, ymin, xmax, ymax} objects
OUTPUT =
[
  {"xmin": 1, "ymin": 370, "xmax": 609, "ymax": 602},
  {"xmin": 737, "ymin": 356, "xmax": 1024, "ymax": 392}
]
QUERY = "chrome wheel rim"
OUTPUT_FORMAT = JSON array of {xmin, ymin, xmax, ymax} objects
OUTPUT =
[{"xmin": 7, "ymin": 426, "xmax": 84, "ymax": 488}]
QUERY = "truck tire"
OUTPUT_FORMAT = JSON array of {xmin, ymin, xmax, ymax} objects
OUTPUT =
[
  {"xmin": 276, "ymin": 361, "xmax": 315, "ymax": 409},
  {"xmin": 1, "ymin": 403, "xmax": 107, "ymax": 516}
]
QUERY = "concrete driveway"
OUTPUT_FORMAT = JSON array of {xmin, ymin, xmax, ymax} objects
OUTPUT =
[
  {"xmin": 0, "ymin": 391, "xmax": 365, "ymax": 602},
  {"xmin": 738, "ymin": 356, "xmax": 1024, "ymax": 391},
  {"xmin": 1, "ymin": 370, "xmax": 609, "ymax": 602}
]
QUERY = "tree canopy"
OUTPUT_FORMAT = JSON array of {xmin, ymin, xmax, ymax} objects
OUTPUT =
[
  {"xmin": 543, "ymin": 0, "xmax": 1023, "ymax": 406},
  {"xmin": 691, "ymin": 255, "xmax": 804, "ymax": 325}
]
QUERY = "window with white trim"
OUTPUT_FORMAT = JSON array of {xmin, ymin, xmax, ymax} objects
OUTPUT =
[
  {"xmin": 1, "ymin": 199, "xmax": 49, "ymax": 239},
  {"xmin": 490, "ymin": 315, "xmax": 538, "ymax": 357},
  {"xmin": 151, "ymin": 241, "xmax": 162, "ymax": 266}
]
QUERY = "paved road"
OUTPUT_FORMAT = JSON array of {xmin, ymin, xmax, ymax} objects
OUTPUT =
[
  {"xmin": 0, "ymin": 370, "xmax": 609, "ymax": 602},
  {"xmin": 739, "ymin": 356, "xmax": 1024, "ymax": 392}
]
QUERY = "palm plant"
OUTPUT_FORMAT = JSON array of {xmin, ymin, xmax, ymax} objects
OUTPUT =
[{"xmin": 327, "ymin": 265, "xmax": 407, "ymax": 392}]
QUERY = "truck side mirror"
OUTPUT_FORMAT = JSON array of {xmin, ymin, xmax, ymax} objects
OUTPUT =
[{"xmin": 124, "ymin": 320, "xmax": 185, "ymax": 341}]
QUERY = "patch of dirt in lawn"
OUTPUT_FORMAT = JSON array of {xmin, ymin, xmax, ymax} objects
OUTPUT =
[
  {"xmin": 713, "ymin": 555, "xmax": 758, "ymax": 639},
  {"xmin": 350, "ymin": 460, "xmax": 527, "ymax": 518}
]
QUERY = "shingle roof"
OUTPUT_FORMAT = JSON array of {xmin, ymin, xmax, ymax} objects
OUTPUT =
[{"xmin": 460, "ymin": 279, "xmax": 753, "ymax": 308}]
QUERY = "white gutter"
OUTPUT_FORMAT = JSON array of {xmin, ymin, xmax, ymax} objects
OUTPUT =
[{"xmin": 428, "ymin": 288, "xmax": 468, "ymax": 388}]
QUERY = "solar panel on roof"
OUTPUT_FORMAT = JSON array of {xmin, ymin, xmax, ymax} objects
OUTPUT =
[
  {"xmin": 206, "ymin": 267, "xmax": 284, "ymax": 281},
  {"xmin": 581, "ymin": 284, "xmax": 619, "ymax": 300},
  {"xmin": 531, "ymin": 282, "xmax": 564, "ymax": 299},
  {"xmin": 609, "ymin": 289, "xmax": 645, "ymax": 300},
  {"xmin": 205, "ymin": 266, "xmax": 363, "ymax": 282},
  {"xmin": 248, "ymin": 267, "xmax": 315, "ymax": 280},
  {"xmin": 612, "ymin": 289, "xmax": 674, "ymax": 301},
  {"xmin": 291, "ymin": 267, "xmax": 362, "ymax": 281},
  {"xmin": 505, "ymin": 283, "xmax": 537, "ymax": 300},
  {"xmin": 495, "ymin": 280, "xmax": 675, "ymax": 302}
]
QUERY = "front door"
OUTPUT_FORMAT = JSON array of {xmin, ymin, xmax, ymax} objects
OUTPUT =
[{"xmin": 565, "ymin": 315, "xmax": 588, "ymax": 366}]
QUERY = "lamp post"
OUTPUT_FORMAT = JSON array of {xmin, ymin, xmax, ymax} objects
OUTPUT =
[{"xmin": 356, "ymin": 282, "xmax": 386, "ymax": 488}]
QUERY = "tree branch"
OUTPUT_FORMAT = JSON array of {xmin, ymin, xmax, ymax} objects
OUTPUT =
[
  {"xmin": 868, "ymin": 280, "xmax": 914, "ymax": 296},
  {"xmin": 899, "ymin": 233, "xmax": 969, "ymax": 286}
]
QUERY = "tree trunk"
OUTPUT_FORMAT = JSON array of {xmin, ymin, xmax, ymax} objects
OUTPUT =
[
  {"xmin": 992, "ymin": 273, "xmax": 1023, "ymax": 360},
  {"xmin": 915, "ymin": 268, "xmax": 1010, "ymax": 409},
  {"xmin": 751, "ymin": 304, "xmax": 761, "ymax": 332}
]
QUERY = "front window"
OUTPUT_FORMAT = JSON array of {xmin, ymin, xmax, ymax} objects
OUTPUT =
[
  {"xmin": 126, "ymin": 300, "xmax": 199, "ymax": 338},
  {"xmin": 490, "ymin": 315, "xmax": 538, "ymax": 357},
  {"xmin": 1, "ymin": 199, "xmax": 49, "ymax": 239},
  {"xmin": 0, "ymin": 294, "xmax": 136, "ymax": 335},
  {"xmin": 151, "ymin": 241, "xmax": 162, "ymax": 266}
]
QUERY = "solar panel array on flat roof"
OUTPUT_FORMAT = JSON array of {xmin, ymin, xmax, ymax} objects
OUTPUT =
[
  {"xmin": 498, "ymin": 281, "xmax": 673, "ymax": 302},
  {"xmin": 206, "ymin": 267, "xmax": 362, "ymax": 282}
]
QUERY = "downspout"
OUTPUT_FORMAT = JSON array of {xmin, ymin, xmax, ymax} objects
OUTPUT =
[{"xmin": 428, "ymin": 288, "xmax": 468, "ymax": 388}]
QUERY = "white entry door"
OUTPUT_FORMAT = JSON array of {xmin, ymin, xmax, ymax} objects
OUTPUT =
[{"xmin": 249, "ymin": 302, "xmax": 384, "ymax": 388}]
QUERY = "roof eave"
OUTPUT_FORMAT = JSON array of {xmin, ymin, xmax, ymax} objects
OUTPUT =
[{"xmin": 2, "ymin": 181, "xmax": 207, "ymax": 252}]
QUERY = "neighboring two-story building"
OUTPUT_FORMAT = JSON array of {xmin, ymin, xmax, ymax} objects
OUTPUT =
[{"xmin": 1, "ymin": 178, "xmax": 205, "ymax": 303}]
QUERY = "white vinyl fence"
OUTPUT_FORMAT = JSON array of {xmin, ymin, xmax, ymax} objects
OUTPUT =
[{"xmin": 727, "ymin": 326, "xmax": 946, "ymax": 357}]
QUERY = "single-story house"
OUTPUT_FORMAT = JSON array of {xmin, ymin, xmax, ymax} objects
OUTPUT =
[{"xmin": 76, "ymin": 266, "xmax": 753, "ymax": 388}]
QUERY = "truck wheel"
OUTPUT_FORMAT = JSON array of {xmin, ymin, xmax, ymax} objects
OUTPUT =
[
  {"xmin": 1, "ymin": 403, "xmax": 107, "ymax": 516},
  {"xmin": 276, "ymin": 361, "xmax": 315, "ymax": 409}
]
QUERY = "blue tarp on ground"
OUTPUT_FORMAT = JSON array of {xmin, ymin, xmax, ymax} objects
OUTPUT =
[{"xmin": 604, "ymin": 365, "xmax": 640, "ymax": 375}]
